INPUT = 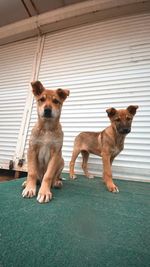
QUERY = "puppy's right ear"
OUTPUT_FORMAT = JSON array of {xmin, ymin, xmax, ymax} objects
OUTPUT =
[
  {"xmin": 106, "ymin": 107, "xmax": 117, "ymax": 118},
  {"xmin": 31, "ymin": 81, "xmax": 45, "ymax": 96}
]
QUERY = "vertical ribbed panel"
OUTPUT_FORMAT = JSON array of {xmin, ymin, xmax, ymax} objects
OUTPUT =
[
  {"xmin": 0, "ymin": 37, "xmax": 37, "ymax": 169},
  {"xmin": 24, "ymin": 13, "xmax": 150, "ymax": 181},
  {"xmin": 23, "ymin": 98, "xmax": 37, "ymax": 159}
]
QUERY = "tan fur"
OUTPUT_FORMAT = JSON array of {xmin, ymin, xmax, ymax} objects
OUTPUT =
[
  {"xmin": 70, "ymin": 105, "xmax": 138, "ymax": 193},
  {"xmin": 22, "ymin": 81, "xmax": 69, "ymax": 203}
]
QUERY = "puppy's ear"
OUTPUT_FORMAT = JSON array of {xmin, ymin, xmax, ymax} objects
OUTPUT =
[
  {"xmin": 127, "ymin": 105, "xmax": 139, "ymax": 116},
  {"xmin": 56, "ymin": 88, "xmax": 70, "ymax": 101},
  {"xmin": 106, "ymin": 107, "xmax": 117, "ymax": 118},
  {"xmin": 31, "ymin": 81, "xmax": 45, "ymax": 96}
]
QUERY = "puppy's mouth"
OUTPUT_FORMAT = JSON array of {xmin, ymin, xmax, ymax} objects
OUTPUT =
[{"xmin": 118, "ymin": 128, "xmax": 131, "ymax": 134}]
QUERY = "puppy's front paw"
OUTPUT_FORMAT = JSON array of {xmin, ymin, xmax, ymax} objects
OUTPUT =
[
  {"xmin": 53, "ymin": 179, "xmax": 63, "ymax": 189},
  {"xmin": 106, "ymin": 182, "xmax": 119, "ymax": 193},
  {"xmin": 86, "ymin": 174, "xmax": 95, "ymax": 179},
  {"xmin": 37, "ymin": 188, "xmax": 52, "ymax": 203},
  {"xmin": 22, "ymin": 182, "xmax": 36, "ymax": 198},
  {"xmin": 70, "ymin": 174, "xmax": 77, "ymax": 180}
]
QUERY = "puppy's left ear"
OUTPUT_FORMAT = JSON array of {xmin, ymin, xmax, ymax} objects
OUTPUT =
[
  {"xmin": 56, "ymin": 88, "xmax": 70, "ymax": 101},
  {"xmin": 127, "ymin": 105, "xmax": 139, "ymax": 116}
]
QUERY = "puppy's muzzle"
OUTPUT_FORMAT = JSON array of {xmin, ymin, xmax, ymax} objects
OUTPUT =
[
  {"xmin": 44, "ymin": 107, "xmax": 52, "ymax": 118},
  {"xmin": 119, "ymin": 128, "xmax": 131, "ymax": 134}
]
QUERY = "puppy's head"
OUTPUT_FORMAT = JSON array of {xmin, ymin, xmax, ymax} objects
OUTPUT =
[
  {"xmin": 106, "ymin": 105, "xmax": 139, "ymax": 135},
  {"xmin": 31, "ymin": 81, "xmax": 69, "ymax": 120}
]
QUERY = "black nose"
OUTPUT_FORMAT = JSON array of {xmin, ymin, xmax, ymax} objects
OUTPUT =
[
  {"xmin": 122, "ymin": 128, "xmax": 130, "ymax": 134},
  {"xmin": 44, "ymin": 108, "xmax": 52, "ymax": 118}
]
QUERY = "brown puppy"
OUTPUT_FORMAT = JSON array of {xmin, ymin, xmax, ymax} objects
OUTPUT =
[
  {"xmin": 70, "ymin": 105, "xmax": 138, "ymax": 193},
  {"xmin": 22, "ymin": 81, "xmax": 69, "ymax": 203}
]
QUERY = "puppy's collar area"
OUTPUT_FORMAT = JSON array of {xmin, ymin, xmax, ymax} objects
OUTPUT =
[{"xmin": 36, "ymin": 119, "xmax": 61, "ymax": 132}]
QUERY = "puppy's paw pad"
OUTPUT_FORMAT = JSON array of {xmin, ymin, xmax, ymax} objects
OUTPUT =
[
  {"xmin": 22, "ymin": 187, "xmax": 36, "ymax": 198},
  {"xmin": 37, "ymin": 191, "xmax": 52, "ymax": 203}
]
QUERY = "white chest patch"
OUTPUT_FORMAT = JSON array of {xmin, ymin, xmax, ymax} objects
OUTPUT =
[
  {"xmin": 38, "ymin": 145, "xmax": 50, "ymax": 166},
  {"xmin": 31, "ymin": 130, "xmax": 62, "ymax": 167}
]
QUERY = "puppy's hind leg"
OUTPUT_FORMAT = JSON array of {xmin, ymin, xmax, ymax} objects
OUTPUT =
[
  {"xmin": 69, "ymin": 148, "xmax": 80, "ymax": 179},
  {"xmin": 81, "ymin": 151, "xmax": 94, "ymax": 179},
  {"xmin": 52, "ymin": 158, "xmax": 64, "ymax": 189}
]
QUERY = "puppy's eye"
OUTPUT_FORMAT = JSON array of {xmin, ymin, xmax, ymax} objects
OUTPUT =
[
  {"xmin": 126, "ymin": 116, "xmax": 132, "ymax": 121},
  {"xmin": 38, "ymin": 97, "xmax": 45, "ymax": 102},
  {"xmin": 115, "ymin": 118, "xmax": 121, "ymax": 122},
  {"xmin": 53, "ymin": 98, "xmax": 60, "ymax": 104}
]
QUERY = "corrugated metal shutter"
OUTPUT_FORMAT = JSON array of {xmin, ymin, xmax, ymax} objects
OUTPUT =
[
  {"xmin": 24, "ymin": 13, "xmax": 150, "ymax": 181},
  {"xmin": 0, "ymin": 37, "xmax": 37, "ymax": 169},
  {"xmin": 23, "ymin": 98, "xmax": 37, "ymax": 161}
]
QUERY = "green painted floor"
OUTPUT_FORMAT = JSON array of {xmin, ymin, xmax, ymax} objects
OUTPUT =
[{"xmin": 0, "ymin": 175, "xmax": 150, "ymax": 267}]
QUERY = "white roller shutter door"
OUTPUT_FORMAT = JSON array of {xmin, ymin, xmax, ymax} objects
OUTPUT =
[
  {"xmin": 0, "ymin": 37, "xmax": 37, "ymax": 169},
  {"xmin": 24, "ymin": 13, "xmax": 150, "ymax": 182}
]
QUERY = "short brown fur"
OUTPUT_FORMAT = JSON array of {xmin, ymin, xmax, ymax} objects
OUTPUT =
[
  {"xmin": 22, "ymin": 81, "xmax": 69, "ymax": 203},
  {"xmin": 70, "ymin": 105, "xmax": 138, "ymax": 192}
]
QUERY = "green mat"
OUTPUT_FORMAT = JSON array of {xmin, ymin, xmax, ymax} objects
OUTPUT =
[{"xmin": 0, "ymin": 175, "xmax": 150, "ymax": 267}]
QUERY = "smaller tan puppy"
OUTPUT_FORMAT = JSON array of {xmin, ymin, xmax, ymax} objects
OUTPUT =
[
  {"xmin": 22, "ymin": 81, "xmax": 69, "ymax": 203},
  {"xmin": 70, "ymin": 105, "xmax": 138, "ymax": 192}
]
